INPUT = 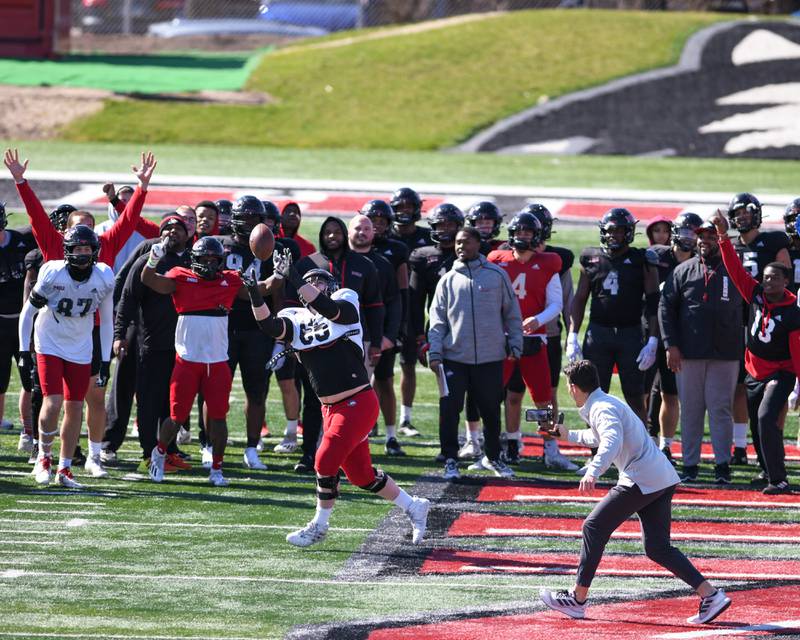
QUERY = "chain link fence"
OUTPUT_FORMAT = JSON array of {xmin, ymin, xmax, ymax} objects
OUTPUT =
[{"xmin": 69, "ymin": 0, "xmax": 800, "ymax": 53}]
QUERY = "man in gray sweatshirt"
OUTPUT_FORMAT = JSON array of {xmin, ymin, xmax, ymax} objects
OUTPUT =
[{"xmin": 428, "ymin": 227, "xmax": 523, "ymax": 480}]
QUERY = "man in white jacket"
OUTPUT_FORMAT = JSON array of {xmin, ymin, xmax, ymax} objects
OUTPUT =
[{"xmin": 539, "ymin": 360, "xmax": 731, "ymax": 626}]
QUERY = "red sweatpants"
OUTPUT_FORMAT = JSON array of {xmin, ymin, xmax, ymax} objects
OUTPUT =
[
  {"xmin": 503, "ymin": 349, "xmax": 552, "ymax": 404},
  {"xmin": 316, "ymin": 387, "xmax": 380, "ymax": 487}
]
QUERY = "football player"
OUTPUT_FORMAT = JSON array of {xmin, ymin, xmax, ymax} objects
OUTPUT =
[
  {"xmin": 247, "ymin": 255, "xmax": 429, "ymax": 547},
  {"xmin": 465, "ymin": 201, "xmax": 505, "ymax": 252},
  {"xmin": 781, "ymin": 198, "xmax": 800, "ymax": 294},
  {"xmin": 215, "ymin": 199, "xmax": 233, "ymax": 236},
  {"xmin": 18, "ymin": 226, "xmax": 115, "ymax": 488}
]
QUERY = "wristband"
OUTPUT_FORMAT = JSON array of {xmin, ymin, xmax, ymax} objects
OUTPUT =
[{"xmin": 146, "ymin": 255, "xmax": 160, "ymax": 269}]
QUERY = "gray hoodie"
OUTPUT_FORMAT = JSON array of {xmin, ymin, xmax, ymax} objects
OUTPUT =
[{"xmin": 428, "ymin": 254, "xmax": 523, "ymax": 365}]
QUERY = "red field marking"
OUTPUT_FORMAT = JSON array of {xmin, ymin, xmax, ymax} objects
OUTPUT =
[
  {"xmin": 556, "ymin": 202, "xmax": 685, "ymax": 221},
  {"xmin": 420, "ymin": 548, "xmax": 800, "ymax": 580},
  {"xmin": 477, "ymin": 483, "xmax": 800, "ymax": 509},
  {"xmin": 89, "ymin": 188, "xmax": 236, "ymax": 207},
  {"xmin": 447, "ymin": 512, "xmax": 800, "ymax": 542},
  {"xmin": 368, "ymin": 584, "xmax": 800, "ymax": 640}
]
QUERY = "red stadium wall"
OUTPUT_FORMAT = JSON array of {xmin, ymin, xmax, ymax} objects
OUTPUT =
[{"xmin": 0, "ymin": 0, "xmax": 70, "ymax": 58}]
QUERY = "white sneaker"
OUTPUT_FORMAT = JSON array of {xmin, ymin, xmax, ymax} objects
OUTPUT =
[
  {"xmin": 687, "ymin": 589, "xmax": 731, "ymax": 624},
  {"xmin": 443, "ymin": 458, "xmax": 461, "ymax": 480},
  {"xmin": 201, "ymin": 446, "xmax": 213, "ymax": 469},
  {"xmin": 545, "ymin": 450, "xmax": 580, "ymax": 472},
  {"xmin": 57, "ymin": 468, "xmax": 84, "ymax": 489},
  {"xmin": 540, "ymin": 588, "xmax": 586, "ymax": 619},
  {"xmin": 33, "ymin": 455, "xmax": 53, "ymax": 485},
  {"xmin": 405, "ymin": 497, "xmax": 430, "ymax": 545},
  {"xmin": 18, "ymin": 432, "xmax": 33, "ymax": 453},
  {"xmin": 458, "ymin": 440, "xmax": 482, "ymax": 460},
  {"xmin": 484, "ymin": 456, "xmax": 515, "ymax": 478},
  {"xmin": 149, "ymin": 447, "xmax": 166, "ymax": 483},
  {"xmin": 274, "ymin": 437, "xmax": 298, "ymax": 454},
  {"xmin": 176, "ymin": 427, "xmax": 191, "ymax": 445},
  {"xmin": 243, "ymin": 447, "xmax": 267, "ymax": 470},
  {"xmin": 84, "ymin": 454, "xmax": 109, "ymax": 478},
  {"xmin": 208, "ymin": 468, "xmax": 229, "ymax": 487},
  {"xmin": 286, "ymin": 521, "xmax": 328, "ymax": 547},
  {"xmin": 99, "ymin": 449, "xmax": 117, "ymax": 464},
  {"xmin": 256, "ymin": 437, "xmax": 265, "ymax": 452}
]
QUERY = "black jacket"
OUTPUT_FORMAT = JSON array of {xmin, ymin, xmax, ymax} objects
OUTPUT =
[{"xmin": 659, "ymin": 253, "xmax": 744, "ymax": 361}]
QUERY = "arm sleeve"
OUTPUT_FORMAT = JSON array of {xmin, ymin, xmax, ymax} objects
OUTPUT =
[
  {"xmin": 533, "ymin": 272, "xmax": 563, "ymax": 327},
  {"xmin": 99, "ymin": 290, "xmax": 114, "ymax": 362},
  {"xmin": 560, "ymin": 270, "xmax": 574, "ymax": 330},
  {"xmin": 17, "ymin": 181, "xmax": 63, "ymax": 260},
  {"xmin": 101, "ymin": 186, "xmax": 147, "ymax": 260},
  {"xmin": 426, "ymin": 279, "xmax": 449, "ymax": 362},
  {"xmin": 583, "ymin": 406, "xmax": 623, "ymax": 479},
  {"xmin": 306, "ymin": 295, "xmax": 359, "ymax": 324},
  {"xmin": 256, "ymin": 315, "xmax": 294, "ymax": 341},
  {"xmin": 17, "ymin": 300, "xmax": 37, "ymax": 351},
  {"xmin": 719, "ymin": 236, "xmax": 757, "ymax": 303},
  {"xmin": 500, "ymin": 270, "xmax": 523, "ymax": 358},
  {"xmin": 658, "ymin": 271, "xmax": 680, "ymax": 349}
]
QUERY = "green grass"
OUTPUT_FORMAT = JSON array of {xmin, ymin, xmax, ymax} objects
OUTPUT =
[{"xmin": 59, "ymin": 10, "xmax": 734, "ymax": 149}]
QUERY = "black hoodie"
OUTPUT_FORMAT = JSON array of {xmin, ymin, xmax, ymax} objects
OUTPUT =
[{"xmin": 290, "ymin": 216, "xmax": 384, "ymax": 346}]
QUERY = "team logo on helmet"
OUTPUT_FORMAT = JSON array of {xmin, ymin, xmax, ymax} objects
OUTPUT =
[
  {"xmin": 671, "ymin": 212, "xmax": 704, "ymax": 252},
  {"xmin": 63, "ymin": 224, "xmax": 100, "ymax": 268}
]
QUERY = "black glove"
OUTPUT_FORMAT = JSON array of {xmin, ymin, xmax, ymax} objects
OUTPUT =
[
  {"xmin": 18, "ymin": 351, "xmax": 33, "ymax": 373},
  {"xmin": 96, "ymin": 361, "xmax": 111, "ymax": 388}
]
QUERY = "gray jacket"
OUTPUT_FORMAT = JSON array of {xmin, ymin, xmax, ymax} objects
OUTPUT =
[{"xmin": 428, "ymin": 254, "xmax": 523, "ymax": 365}]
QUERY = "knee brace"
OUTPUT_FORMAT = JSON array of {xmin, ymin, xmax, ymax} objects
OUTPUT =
[
  {"xmin": 358, "ymin": 467, "xmax": 388, "ymax": 494},
  {"xmin": 316, "ymin": 474, "xmax": 340, "ymax": 500}
]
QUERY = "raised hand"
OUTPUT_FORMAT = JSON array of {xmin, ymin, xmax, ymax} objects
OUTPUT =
[
  {"xmin": 103, "ymin": 183, "xmax": 116, "ymax": 200},
  {"xmin": 3, "ymin": 148, "xmax": 28, "ymax": 182},
  {"xmin": 273, "ymin": 247, "xmax": 293, "ymax": 279},
  {"xmin": 132, "ymin": 151, "xmax": 157, "ymax": 190},
  {"xmin": 239, "ymin": 267, "xmax": 257, "ymax": 290}
]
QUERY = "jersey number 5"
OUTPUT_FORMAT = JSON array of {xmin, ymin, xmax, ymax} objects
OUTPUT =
[
  {"xmin": 56, "ymin": 297, "xmax": 93, "ymax": 317},
  {"xmin": 602, "ymin": 270, "xmax": 619, "ymax": 296}
]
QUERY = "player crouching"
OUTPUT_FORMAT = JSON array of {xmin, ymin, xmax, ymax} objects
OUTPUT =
[
  {"xmin": 247, "ymin": 249, "xmax": 430, "ymax": 547},
  {"xmin": 18, "ymin": 226, "xmax": 114, "ymax": 488}
]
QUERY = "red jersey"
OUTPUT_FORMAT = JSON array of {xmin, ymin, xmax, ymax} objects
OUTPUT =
[
  {"xmin": 279, "ymin": 228, "xmax": 315, "ymax": 258},
  {"xmin": 488, "ymin": 249, "xmax": 561, "ymax": 336}
]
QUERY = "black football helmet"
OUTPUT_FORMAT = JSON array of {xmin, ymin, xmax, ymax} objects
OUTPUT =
[
  {"xmin": 63, "ymin": 224, "xmax": 100, "ymax": 268},
  {"xmin": 389, "ymin": 187, "xmax": 423, "ymax": 225},
  {"xmin": 783, "ymin": 198, "xmax": 800, "ymax": 238},
  {"xmin": 215, "ymin": 199, "xmax": 233, "ymax": 235},
  {"xmin": 0, "ymin": 202, "xmax": 6, "ymax": 231},
  {"xmin": 190, "ymin": 236, "xmax": 225, "ymax": 280},
  {"xmin": 599, "ymin": 208, "xmax": 637, "ymax": 252},
  {"xmin": 261, "ymin": 200, "xmax": 281, "ymax": 232},
  {"xmin": 49, "ymin": 204, "xmax": 77, "ymax": 234},
  {"xmin": 727, "ymin": 193, "xmax": 762, "ymax": 233},
  {"xmin": 427, "ymin": 203, "xmax": 464, "ymax": 245},
  {"xmin": 231, "ymin": 195, "xmax": 267, "ymax": 237},
  {"xmin": 302, "ymin": 268, "xmax": 339, "ymax": 301},
  {"xmin": 520, "ymin": 203, "xmax": 554, "ymax": 241},
  {"xmin": 465, "ymin": 201, "xmax": 502, "ymax": 240},
  {"xmin": 506, "ymin": 212, "xmax": 543, "ymax": 252},
  {"xmin": 671, "ymin": 212, "xmax": 704, "ymax": 252},
  {"xmin": 360, "ymin": 199, "xmax": 394, "ymax": 222}
]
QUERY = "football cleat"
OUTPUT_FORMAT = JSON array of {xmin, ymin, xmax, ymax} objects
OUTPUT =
[
  {"xmin": 176, "ymin": 427, "xmax": 191, "ymax": 445},
  {"xmin": 458, "ymin": 440, "xmax": 483, "ymax": 460},
  {"xmin": 469, "ymin": 456, "xmax": 514, "ymax": 478},
  {"xmin": 405, "ymin": 497, "xmax": 430, "ymax": 545},
  {"xmin": 166, "ymin": 453, "xmax": 192, "ymax": 471},
  {"xmin": 686, "ymin": 589, "xmax": 731, "ymax": 624},
  {"xmin": 294, "ymin": 453, "xmax": 315, "ymax": 474},
  {"xmin": 443, "ymin": 458, "xmax": 460, "ymax": 480},
  {"xmin": 398, "ymin": 421, "xmax": 420, "ymax": 437},
  {"xmin": 731, "ymin": 447, "xmax": 748, "ymax": 466},
  {"xmin": 99, "ymin": 448, "xmax": 117, "ymax": 464},
  {"xmin": 763, "ymin": 480, "xmax": 791, "ymax": 495},
  {"xmin": 539, "ymin": 588, "xmax": 586, "ymax": 619},
  {"xmin": 57, "ymin": 467, "xmax": 84, "ymax": 489},
  {"xmin": 84, "ymin": 454, "xmax": 109, "ymax": 478},
  {"xmin": 27, "ymin": 442, "xmax": 39, "ymax": 465},
  {"xmin": 149, "ymin": 448, "xmax": 166, "ymax": 483},
  {"xmin": 680, "ymin": 465, "xmax": 699, "ymax": 483},
  {"xmin": 385, "ymin": 437, "xmax": 406, "ymax": 456},
  {"xmin": 243, "ymin": 447, "xmax": 267, "ymax": 470},
  {"xmin": 18, "ymin": 432, "xmax": 33, "ymax": 453},
  {"xmin": 286, "ymin": 521, "xmax": 328, "ymax": 547},
  {"xmin": 208, "ymin": 468, "xmax": 229, "ymax": 487},
  {"xmin": 33, "ymin": 455, "xmax": 53, "ymax": 485},
  {"xmin": 274, "ymin": 437, "xmax": 298, "ymax": 454},
  {"xmin": 714, "ymin": 463, "xmax": 731, "ymax": 485},
  {"xmin": 545, "ymin": 450, "xmax": 580, "ymax": 472}
]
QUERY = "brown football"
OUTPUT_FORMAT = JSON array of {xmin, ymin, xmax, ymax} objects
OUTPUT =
[{"xmin": 249, "ymin": 223, "xmax": 275, "ymax": 261}]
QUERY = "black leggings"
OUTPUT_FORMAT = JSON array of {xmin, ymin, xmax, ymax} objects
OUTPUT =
[{"xmin": 745, "ymin": 370, "xmax": 793, "ymax": 484}]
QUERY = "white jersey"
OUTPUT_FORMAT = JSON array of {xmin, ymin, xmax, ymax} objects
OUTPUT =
[
  {"xmin": 277, "ymin": 288, "xmax": 363, "ymax": 354},
  {"xmin": 32, "ymin": 260, "xmax": 115, "ymax": 364}
]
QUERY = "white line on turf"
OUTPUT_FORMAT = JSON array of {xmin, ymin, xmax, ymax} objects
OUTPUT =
[
  {"xmin": 8, "ymin": 518, "xmax": 374, "ymax": 532},
  {"xmin": 15, "ymin": 499, "xmax": 107, "ymax": 506},
  {"xmin": 1, "ymin": 529, "xmax": 68, "ymax": 535},
  {"xmin": 0, "ymin": 541, "xmax": 61, "ymax": 546},
  {"xmin": 4, "ymin": 509, "xmax": 107, "ymax": 516}
]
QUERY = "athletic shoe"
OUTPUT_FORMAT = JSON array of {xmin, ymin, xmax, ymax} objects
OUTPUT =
[
  {"xmin": 443, "ymin": 458, "xmax": 460, "ymax": 480},
  {"xmin": 680, "ymin": 465, "xmax": 699, "ymax": 482},
  {"xmin": 750, "ymin": 470, "xmax": 768, "ymax": 486},
  {"xmin": 399, "ymin": 421, "xmax": 420, "ymax": 437},
  {"xmin": 661, "ymin": 446, "xmax": 676, "ymax": 466},
  {"xmin": 99, "ymin": 449, "xmax": 117, "ymax": 464},
  {"xmin": 72, "ymin": 446, "xmax": 86, "ymax": 467},
  {"xmin": 686, "ymin": 589, "xmax": 731, "ymax": 624},
  {"xmin": 243, "ymin": 447, "xmax": 267, "ymax": 470},
  {"xmin": 149, "ymin": 447, "xmax": 166, "ymax": 483},
  {"xmin": 208, "ymin": 468, "xmax": 228, "ymax": 487},
  {"xmin": 405, "ymin": 497, "xmax": 430, "ymax": 545},
  {"xmin": 84, "ymin": 454, "xmax": 109, "ymax": 479},
  {"xmin": 539, "ymin": 588, "xmax": 586, "ymax": 619},
  {"xmin": 256, "ymin": 437, "xmax": 265, "ymax": 452},
  {"xmin": 714, "ymin": 462, "xmax": 731, "ymax": 485},
  {"xmin": 176, "ymin": 427, "xmax": 191, "ymax": 445},
  {"xmin": 763, "ymin": 480, "xmax": 791, "ymax": 495},
  {"xmin": 385, "ymin": 437, "xmax": 406, "ymax": 456},
  {"xmin": 369, "ymin": 423, "xmax": 379, "ymax": 437},
  {"xmin": 166, "ymin": 453, "xmax": 192, "ymax": 471},
  {"xmin": 0, "ymin": 418, "xmax": 13, "ymax": 430},
  {"xmin": 27, "ymin": 442, "xmax": 39, "ymax": 465},
  {"xmin": 434, "ymin": 452, "xmax": 446, "ymax": 463},
  {"xmin": 200, "ymin": 446, "xmax": 214, "ymax": 469},
  {"xmin": 545, "ymin": 450, "xmax": 580, "ymax": 472},
  {"xmin": 482, "ymin": 456, "xmax": 515, "ymax": 478},
  {"xmin": 294, "ymin": 453, "xmax": 315, "ymax": 474},
  {"xmin": 503, "ymin": 440, "xmax": 521, "ymax": 465},
  {"xmin": 287, "ymin": 521, "xmax": 328, "ymax": 547},
  {"xmin": 57, "ymin": 467, "xmax": 84, "ymax": 489},
  {"xmin": 731, "ymin": 447, "xmax": 748, "ymax": 466},
  {"xmin": 17, "ymin": 432, "xmax": 33, "ymax": 453},
  {"xmin": 33, "ymin": 455, "xmax": 53, "ymax": 485},
  {"xmin": 458, "ymin": 440, "xmax": 482, "ymax": 460},
  {"xmin": 174, "ymin": 447, "xmax": 190, "ymax": 460},
  {"xmin": 274, "ymin": 437, "xmax": 298, "ymax": 454}
]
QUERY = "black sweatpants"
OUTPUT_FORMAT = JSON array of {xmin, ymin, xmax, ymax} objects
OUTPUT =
[
  {"xmin": 439, "ymin": 360, "xmax": 504, "ymax": 461},
  {"xmin": 577, "ymin": 483, "xmax": 705, "ymax": 589},
  {"xmin": 103, "ymin": 331, "xmax": 138, "ymax": 453},
  {"xmin": 745, "ymin": 370, "xmax": 793, "ymax": 485},
  {"xmin": 135, "ymin": 349, "xmax": 175, "ymax": 459}
]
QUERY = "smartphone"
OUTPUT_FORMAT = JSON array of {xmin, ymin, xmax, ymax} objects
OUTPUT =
[{"xmin": 525, "ymin": 408, "xmax": 553, "ymax": 423}]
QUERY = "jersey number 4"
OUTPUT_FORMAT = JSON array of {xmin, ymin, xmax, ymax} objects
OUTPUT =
[
  {"xmin": 602, "ymin": 270, "xmax": 619, "ymax": 296},
  {"xmin": 299, "ymin": 321, "xmax": 330, "ymax": 346},
  {"xmin": 56, "ymin": 297, "xmax": 93, "ymax": 317},
  {"xmin": 511, "ymin": 273, "xmax": 527, "ymax": 300}
]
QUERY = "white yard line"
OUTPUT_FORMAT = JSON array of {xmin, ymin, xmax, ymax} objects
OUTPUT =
[
  {"xmin": 5, "ymin": 509, "xmax": 108, "ymax": 516},
  {"xmin": 15, "ymin": 500, "xmax": 107, "ymax": 507}
]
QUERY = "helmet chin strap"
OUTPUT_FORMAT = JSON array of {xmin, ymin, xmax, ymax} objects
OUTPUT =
[{"xmin": 511, "ymin": 238, "xmax": 532, "ymax": 251}]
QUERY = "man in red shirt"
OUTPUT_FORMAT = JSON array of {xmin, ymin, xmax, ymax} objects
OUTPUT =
[{"xmin": 279, "ymin": 202, "xmax": 316, "ymax": 258}]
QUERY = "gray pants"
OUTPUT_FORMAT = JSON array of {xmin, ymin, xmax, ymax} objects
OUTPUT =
[{"xmin": 676, "ymin": 359, "xmax": 738, "ymax": 466}]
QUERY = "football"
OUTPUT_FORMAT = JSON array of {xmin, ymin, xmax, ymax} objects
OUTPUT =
[{"xmin": 249, "ymin": 223, "xmax": 275, "ymax": 261}]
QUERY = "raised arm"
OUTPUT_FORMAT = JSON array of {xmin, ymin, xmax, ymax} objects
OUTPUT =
[{"xmin": 711, "ymin": 212, "xmax": 757, "ymax": 304}]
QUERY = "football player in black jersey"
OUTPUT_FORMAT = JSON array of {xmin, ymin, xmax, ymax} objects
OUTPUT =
[
  {"xmin": 644, "ymin": 212, "xmax": 700, "ymax": 462},
  {"xmin": 782, "ymin": 198, "xmax": 800, "ymax": 295},
  {"xmin": 569, "ymin": 208, "xmax": 659, "ymax": 422},
  {"xmin": 214, "ymin": 199, "xmax": 233, "ymax": 236}
]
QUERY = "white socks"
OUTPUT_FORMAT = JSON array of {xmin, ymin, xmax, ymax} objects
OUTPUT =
[
  {"xmin": 393, "ymin": 489, "xmax": 413, "ymax": 510},
  {"xmin": 284, "ymin": 419, "xmax": 298, "ymax": 438},
  {"xmin": 89, "ymin": 440, "xmax": 103, "ymax": 458},
  {"xmin": 659, "ymin": 436, "xmax": 673, "ymax": 450},
  {"xmin": 385, "ymin": 424, "xmax": 396, "ymax": 441},
  {"xmin": 311, "ymin": 505, "xmax": 332, "ymax": 528},
  {"xmin": 399, "ymin": 406, "xmax": 412, "ymax": 424},
  {"xmin": 733, "ymin": 423, "xmax": 748, "ymax": 448}
]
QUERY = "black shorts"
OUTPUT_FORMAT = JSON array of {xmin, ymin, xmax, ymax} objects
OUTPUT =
[
  {"xmin": 91, "ymin": 324, "xmax": 102, "ymax": 377},
  {"xmin": 373, "ymin": 349, "xmax": 396, "ymax": 381},
  {"xmin": 546, "ymin": 334, "xmax": 562, "ymax": 388},
  {"xmin": 583, "ymin": 322, "xmax": 645, "ymax": 397},
  {"xmin": 228, "ymin": 328, "xmax": 272, "ymax": 398},
  {"xmin": 505, "ymin": 360, "xmax": 525, "ymax": 394},
  {"xmin": 398, "ymin": 335, "xmax": 418, "ymax": 367},
  {"xmin": 655, "ymin": 344, "xmax": 677, "ymax": 395},
  {"xmin": 0, "ymin": 316, "xmax": 27, "ymax": 393}
]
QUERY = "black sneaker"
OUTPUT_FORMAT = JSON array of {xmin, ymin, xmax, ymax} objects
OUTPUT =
[
  {"xmin": 763, "ymin": 480, "xmax": 791, "ymax": 495},
  {"xmin": 369, "ymin": 423, "xmax": 379, "ymax": 437},
  {"xmin": 750, "ymin": 470, "xmax": 768, "ymax": 486},
  {"xmin": 434, "ymin": 452, "xmax": 446, "ymax": 463},
  {"xmin": 72, "ymin": 446, "xmax": 86, "ymax": 466},
  {"xmin": 661, "ymin": 446, "xmax": 676, "ymax": 466},
  {"xmin": 398, "ymin": 421, "xmax": 420, "ymax": 437},
  {"xmin": 503, "ymin": 440, "xmax": 521, "ymax": 465},
  {"xmin": 174, "ymin": 447, "xmax": 191, "ymax": 460},
  {"xmin": 731, "ymin": 446, "xmax": 748, "ymax": 466},
  {"xmin": 385, "ymin": 437, "xmax": 406, "ymax": 456},
  {"xmin": 680, "ymin": 465, "xmax": 699, "ymax": 482},
  {"xmin": 714, "ymin": 462, "xmax": 731, "ymax": 485},
  {"xmin": 294, "ymin": 453, "xmax": 315, "ymax": 474}
]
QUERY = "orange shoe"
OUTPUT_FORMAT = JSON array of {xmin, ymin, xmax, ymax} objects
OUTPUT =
[{"xmin": 166, "ymin": 453, "xmax": 192, "ymax": 471}]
